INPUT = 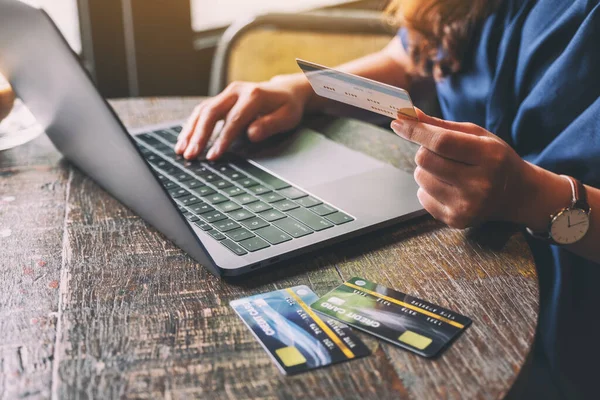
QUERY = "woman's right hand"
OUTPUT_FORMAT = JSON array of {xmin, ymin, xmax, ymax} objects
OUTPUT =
[{"xmin": 176, "ymin": 74, "xmax": 313, "ymax": 160}]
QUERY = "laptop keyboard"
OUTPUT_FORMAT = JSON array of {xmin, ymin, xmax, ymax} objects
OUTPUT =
[{"xmin": 133, "ymin": 126, "xmax": 355, "ymax": 256}]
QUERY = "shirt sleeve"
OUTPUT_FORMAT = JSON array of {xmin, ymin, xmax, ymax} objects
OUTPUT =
[{"xmin": 497, "ymin": 0, "xmax": 600, "ymax": 186}]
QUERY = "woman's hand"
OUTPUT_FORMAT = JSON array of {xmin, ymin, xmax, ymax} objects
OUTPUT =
[
  {"xmin": 176, "ymin": 75, "xmax": 312, "ymax": 160},
  {"xmin": 391, "ymin": 109, "xmax": 535, "ymax": 229}
]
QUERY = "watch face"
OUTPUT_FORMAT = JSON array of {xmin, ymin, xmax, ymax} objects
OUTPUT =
[{"xmin": 550, "ymin": 209, "xmax": 590, "ymax": 245}]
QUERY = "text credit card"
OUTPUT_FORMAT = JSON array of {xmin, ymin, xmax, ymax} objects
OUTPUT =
[
  {"xmin": 230, "ymin": 285, "xmax": 370, "ymax": 375},
  {"xmin": 310, "ymin": 277, "xmax": 472, "ymax": 358},
  {"xmin": 297, "ymin": 58, "xmax": 418, "ymax": 120}
]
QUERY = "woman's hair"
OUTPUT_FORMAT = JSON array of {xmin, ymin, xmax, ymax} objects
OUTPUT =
[{"xmin": 385, "ymin": 0, "xmax": 501, "ymax": 80}]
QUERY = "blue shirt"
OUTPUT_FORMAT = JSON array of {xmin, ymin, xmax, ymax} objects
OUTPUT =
[{"xmin": 401, "ymin": 1, "xmax": 599, "ymax": 397}]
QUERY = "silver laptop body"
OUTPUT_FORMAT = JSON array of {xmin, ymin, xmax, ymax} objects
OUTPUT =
[{"xmin": 0, "ymin": 0, "xmax": 423, "ymax": 276}]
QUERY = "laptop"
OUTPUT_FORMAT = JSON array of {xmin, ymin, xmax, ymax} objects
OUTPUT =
[{"xmin": 0, "ymin": 1, "xmax": 423, "ymax": 276}]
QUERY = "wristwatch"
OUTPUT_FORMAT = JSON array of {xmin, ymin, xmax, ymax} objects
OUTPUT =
[{"xmin": 526, "ymin": 175, "xmax": 591, "ymax": 245}]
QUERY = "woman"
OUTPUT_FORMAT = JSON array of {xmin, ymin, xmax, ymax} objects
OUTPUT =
[{"xmin": 177, "ymin": 0, "xmax": 599, "ymax": 397}]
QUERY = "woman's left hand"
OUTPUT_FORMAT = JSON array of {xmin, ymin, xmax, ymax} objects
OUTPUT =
[{"xmin": 391, "ymin": 109, "xmax": 530, "ymax": 229}]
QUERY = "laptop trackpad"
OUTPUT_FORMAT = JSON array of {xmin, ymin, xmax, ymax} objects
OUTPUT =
[{"xmin": 244, "ymin": 128, "xmax": 384, "ymax": 188}]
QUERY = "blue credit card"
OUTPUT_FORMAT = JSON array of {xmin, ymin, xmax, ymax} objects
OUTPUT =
[{"xmin": 230, "ymin": 286, "xmax": 370, "ymax": 375}]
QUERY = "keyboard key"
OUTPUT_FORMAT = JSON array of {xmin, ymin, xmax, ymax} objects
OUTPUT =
[
  {"xmin": 187, "ymin": 164, "xmax": 210, "ymax": 174},
  {"xmin": 138, "ymin": 146, "xmax": 152, "ymax": 155},
  {"xmin": 215, "ymin": 201, "xmax": 241, "ymax": 213},
  {"xmin": 208, "ymin": 230, "xmax": 226, "ymax": 240},
  {"xmin": 224, "ymin": 186, "xmax": 245, "ymax": 197},
  {"xmin": 160, "ymin": 148, "xmax": 177, "ymax": 158},
  {"xmin": 200, "ymin": 210, "xmax": 228, "ymax": 223},
  {"xmin": 240, "ymin": 217, "xmax": 269, "ymax": 231},
  {"xmin": 278, "ymin": 187, "xmax": 307, "ymax": 200},
  {"xmin": 162, "ymin": 166, "xmax": 180, "ymax": 175},
  {"xmin": 238, "ymin": 178, "xmax": 259, "ymax": 188},
  {"xmin": 248, "ymin": 185, "xmax": 271, "ymax": 195},
  {"xmin": 311, "ymin": 204, "xmax": 337, "ymax": 216},
  {"xmin": 173, "ymin": 172, "xmax": 193, "ymax": 182},
  {"xmin": 325, "ymin": 211, "xmax": 355, "ymax": 225},
  {"xmin": 201, "ymin": 172, "xmax": 220, "ymax": 182},
  {"xmin": 154, "ymin": 129, "xmax": 177, "ymax": 143},
  {"xmin": 227, "ymin": 228, "xmax": 255, "ymax": 242},
  {"xmin": 273, "ymin": 218, "xmax": 313, "ymax": 238},
  {"xmin": 183, "ymin": 212, "xmax": 199, "ymax": 222},
  {"xmin": 296, "ymin": 196, "xmax": 322, "ymax": 208},
  {"xmin": 287, "ymin": 208, "xmax": 333, "ymax": 232},
  {"xmin": 183, "ymin": 180, "xmax": 205, "ymax": 189},
  {"xmin": 214, "ymin": 219, "xmax": 241, "ymax": 232},
  {"xmin": 259, "ymin": 209, "xmax": 286, "ymax": 222},
  {"xmin": 228, "ymin": 209, "xmax": 254, "ymax": 221},
  {"xmin": 153, "ymin": 159, "xmax": 170, "ymax": 169},
  {"xmin": 221, "ymin": 239, "xmax": 247, "ymax": 256},
  {"xmin": 162, "ymin": 180, "xmax": 177, "ymax": 189},
  {"xmin": 234, "ymin": 160, "xmax": 291, "ymax": 190},
  {"xmin": 272, "ymin": 199, "xmax": 299, "ymax": 212},
  {"xmin": 188, "ymin": 203, "xmax": 214, "ymax": 214},
  {"xmin": 236, "ymin": 193, "xmax": 258, "ymax": 205},
  {"xmin": 168, "ymin": 187, "xmax": 189, "ymax": 198},
  {"xmin": 246, "ymin": 201, "xmax": 272, "ymax": 213},
  {"xmin": 239, "ymin": 236, "xmax": 270, "ymax": 252},
  {"xmin": 145, "ymin": 153, "xmax": 162, "ymax": 164},
  {"xmin": 212, "ymin": 179, "xmax": 233, "ymax": 190},
  {"xmin": 259, "ymin": 192, "xmax": 285, "ymax": 203},
  {"xmin": 177, "ymin": 195, "xmax": 202, "ymax": 207},
  {"xmin": 172, "ymin": 126, "xmax": 182, "ymax": 133},
  {"xmin": 191, "ymin": 186, "xmax": 216, "ymax": 197},
  {"xmin": 137, "ymin": 133, "xmax": 161, "ymax": 146},
  {"xmin": 223, "ymin": 169, "xmax": 246, "ymax": 180},
  {"xmin": 213, "ymin": 164, "xmax": 236, "ymax": 175},
  {"xmin": 154, "ymin": 143, "xmax": 171, "ymax": 152},
  {"xmin": 194, "ymin": 221, "xmax": 213, "ymax": 231},
  {"xmin": 203, "ymin": 193, "xmax": 228, "ymax": 204},
  {"xmin": 256, "ymin": 226, "xmax": 292, "ymax": 245}
]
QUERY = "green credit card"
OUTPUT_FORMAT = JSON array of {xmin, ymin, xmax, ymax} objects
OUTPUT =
[{"xmin": 310, "ymin": 277, "xmax": 472, "ymax": 358}]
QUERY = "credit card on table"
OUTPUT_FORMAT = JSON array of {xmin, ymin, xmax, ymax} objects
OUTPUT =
[
  {"xmin": 296, "ymin": 58, "xmax": 418, "ymax": 120},
  {"xmin": 310, "ymin": 277, "xmax": 472, "ymax": 358},
  {"xmin": 230, "ymin": 285, "xmax": 370, "ymax": 375}
]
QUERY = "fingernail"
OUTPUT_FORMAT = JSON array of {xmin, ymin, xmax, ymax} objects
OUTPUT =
[
  {"xmin": 391, "ymin": 120, "xmax": 403, "ymax": 132},
  {"xmin": 206, "ymin": 146, "xmax": 218, "ymax": 160},
  {"xmin": 175, "ymin": 139, "xmax": 187, "ymax": 153},
  {"xmin": 184, "ymin": 143, "xmax": 198, "ymax": 159},
  {"xmin": 248, "ymin": 125, "xmax": 258, "ymax": 138}
]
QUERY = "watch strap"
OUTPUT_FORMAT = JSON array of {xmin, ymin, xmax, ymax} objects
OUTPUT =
[{"xmin": 562, "ymin": 175, "xmax": 590, "ymax": 213}]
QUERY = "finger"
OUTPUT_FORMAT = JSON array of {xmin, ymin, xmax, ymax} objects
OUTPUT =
[
  {"xmin": 415, "ymin": 146, "xmax": 472, "ymax": 183},
  {"xmin": 417, "ymin": 187, "xmax": 451, "ymax": 224},
  {"xmin": 206, "ymin": 94, "xmax": 262, "ymax": 160},
  {"xmin": 391, "ymin": 118, "xmax": 483, "ymax": 164},
  {"xmin": 176, "ymin": 104, "xmax": 203, "ymax": 154},
  {"xmin": 413, "ymin": 108, "xmax": 490, "ymax": 137},
  {"xmin": 184, "ymin": 93, "xmax": 238, "ymax": 159},
  {"xmin": 247, "ymin": 104, "xmax": 299, "ymax": 142},
  {"xmin": 414, "ymin": 166, "xmax": 456, "ymax": 206}
]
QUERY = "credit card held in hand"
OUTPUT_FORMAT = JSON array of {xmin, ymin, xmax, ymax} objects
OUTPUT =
[
  {"xmin": 310, "ymin": 277, "xmax": 472, "ymax": 358},
  {"xmin": 297, "ymin": 58, "xmax": 418, "ymax": 120},
  {"xmin": 230, "ymin": 286, "xmax": 370, "ymax": 375}
]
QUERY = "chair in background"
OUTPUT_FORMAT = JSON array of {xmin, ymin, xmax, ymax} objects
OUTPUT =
[{"xmin": 209, "ymin": 10, "xmax": 394, "ymax": 95}]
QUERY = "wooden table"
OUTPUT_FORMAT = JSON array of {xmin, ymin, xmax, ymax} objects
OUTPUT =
[{"xmin": 0, "ymin": 98, "xmax": 539, "ymax": 399}]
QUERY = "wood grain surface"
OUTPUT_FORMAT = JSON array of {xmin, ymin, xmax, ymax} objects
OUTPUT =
[{"xmin": 0, "ymin": 97, "xmax": 539, "ymax": 400}]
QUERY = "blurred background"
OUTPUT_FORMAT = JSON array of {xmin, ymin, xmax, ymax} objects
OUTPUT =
[{"xmin": 20, "ymin": 0, "xmax": 390, "ymax": 98}]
